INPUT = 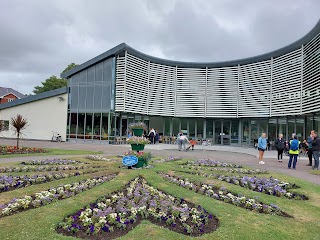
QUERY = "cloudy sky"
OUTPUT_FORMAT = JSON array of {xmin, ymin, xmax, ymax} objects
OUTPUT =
[{"xmin": 1, "ymin": 0, "xmax": 319, "ymax": 94}]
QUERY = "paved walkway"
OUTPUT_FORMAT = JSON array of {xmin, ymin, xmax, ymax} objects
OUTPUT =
[{"xmin": 1, "ymin": 139, "xmax": 318, "ymax": 185}]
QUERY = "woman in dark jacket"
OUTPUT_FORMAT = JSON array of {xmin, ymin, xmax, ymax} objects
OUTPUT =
[
  {"xmin": 311, "ymin": 131, "xmax": 320, "ymax": 170},
  {"xmin": 275, "ymin": 134, "xmax": 285, "ymax": 162}
]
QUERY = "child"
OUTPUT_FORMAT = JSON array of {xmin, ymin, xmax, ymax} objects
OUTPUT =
[{"xmin": 186, "ymin": 138, "xmax": 196, "ymax": 151}]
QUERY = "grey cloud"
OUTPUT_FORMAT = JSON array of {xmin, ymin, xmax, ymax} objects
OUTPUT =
[{"xmin": 0, "ymin": 0, "xmax": 319, "ymax": 94}]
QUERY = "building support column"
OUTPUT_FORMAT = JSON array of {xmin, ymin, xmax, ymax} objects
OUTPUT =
[
  {"xmin": 238, "ymin": 119, "xmax": 242, "ymax": 145},
  {"xmin": 203, "ymin": 119, "xmax": 207, "ymax": 139}
]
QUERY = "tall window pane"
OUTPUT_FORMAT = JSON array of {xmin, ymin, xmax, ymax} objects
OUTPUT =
[
  {"xmin": 85, "ymin": 113, "xmax": 93, "ymax": 140},
  {"xmin": 70, "ymin": 113, "xmax": 77, "ymax": 138},
  {"xmin": 278, "ymin": 117, "xmax": 287, "ymax": 140},
  {"xmin": 93, "ymin": 113, "xmax": 101, "ymax": 140},
  {"xmin": 78, "ymin": 113, "xmax": 85, "ymax": 139},
  {"xmin": 206, "ymin": 119, "xmax": 213, "ymax": 139}
]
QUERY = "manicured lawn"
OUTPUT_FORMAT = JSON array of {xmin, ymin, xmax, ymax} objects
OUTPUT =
[
  {"xmin": 0, "ymin": 156, "xmax": 319, "ymax": 240},
  {"xmin": 0, "ymin": 148, "xmax": 103, "ymax": 158}
]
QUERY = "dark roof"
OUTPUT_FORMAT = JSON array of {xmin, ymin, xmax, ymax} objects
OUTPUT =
[
  {"xmin": 0, "ymin": 87, "xmax": 68, "ymax": 110},
  {"xmin": 0, "ymin": 87, "xmax": 26, "ymax": 99},
  {"xmin": 61, "ymin": 19, "xmax": 320, "ymax": 79}
]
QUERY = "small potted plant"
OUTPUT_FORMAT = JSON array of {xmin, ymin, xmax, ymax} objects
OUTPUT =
[
  {"xmin": 128, "ymin": 122, "xmax": 147, "ymax": 137},
  {"xmin": 127, "ymin": 136, "xmax": 149, "ymax": 151}
]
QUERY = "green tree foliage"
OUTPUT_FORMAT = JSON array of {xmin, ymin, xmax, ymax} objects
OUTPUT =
[
  {"xmin": 62, "ymin": 63, "xmax": 78, "ymax": 73},
  {"xmin": 33, "ymin": 76, "xmax": 67, "ymax": 94},
  {"xmin": 33, "ymin": 63, "xmax": 78, "ymax": 94}
]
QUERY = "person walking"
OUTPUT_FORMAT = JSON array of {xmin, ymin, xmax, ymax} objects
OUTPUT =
[
  {"xmin": 288, "ymin": 135, "xmax": 300, "ymax": 169},
  {"xmin": 148, "ymin": 128, "xmax": 156, "ymax": 144},
  {"xmin": 275, "ymin": 134, "xmax": 285, "ymax": 162},
  {"xmin": 311, "ymin": 131, "xmax": 320, "ymax": 170},
  {"xmin": 305, "ymin": 131, "xmax": 314, "ymax": 166},
  {"xmin": 176, "ymin": 132, "xmax": 182, "ymax": 150},
  {"xmin": 258, "ymin": 133, "xmax": 267, "ymax": 164},
  {"xmin": 178, "ymin": 133, "xmax": 189, "ymax": 151}
]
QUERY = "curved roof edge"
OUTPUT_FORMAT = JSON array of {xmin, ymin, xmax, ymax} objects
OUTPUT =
[{"xmin": 62, "ymin": 19, "xmax": 320, "ymax": 78}]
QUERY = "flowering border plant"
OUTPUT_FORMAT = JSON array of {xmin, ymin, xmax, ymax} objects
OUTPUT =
[
  {"xmin": 0, "ymin": 165, "xmax": 103, "ymax": 173},
  {"xmin": 56, "ymin": 177, "xmax": 218, "ymax": 238},
  {"xmin": 0, "ymin": 172, "xmax": 84, "ymax": 193},
  {"xmin": 185, "ymin": 159, "xmax": 242, "ymax": 168},
  {"xmin": 159, "ymin": 173, "xmax": 290, "ymax": 217},
  {"xmin": 1, "ymin": 146, "xmax": 47, "ymax": 155},
  {"xmin": 0, "ymin": 174, "xmax": 117, "ymax": 217},
  {"xmin": 86, "ymin": 155, "xmax": 116, "ymax": 161},
  {"xmin": 22, "ymin": 159, "xmax": 82, "ymax": 165},
  {"xmin": 179, "ymin": 165, "xmax": 268, "ymax": 174},
  {"xmin": 177, "ymin": 171, "xmax": 307, "ymax": 200},
  {"xmin": 153, "ymin": 156, "xmax": 182, "ymax": 163}
]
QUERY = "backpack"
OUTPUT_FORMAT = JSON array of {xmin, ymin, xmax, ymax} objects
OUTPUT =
[{"xmin": 290, "ymin": 139, "xmax": 299, "ymax": 151}]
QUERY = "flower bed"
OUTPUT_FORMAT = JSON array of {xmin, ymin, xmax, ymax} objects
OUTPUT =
[
  {"xmin": 185, "ymin": 159, "xmax": 242, "ymax": 168},
  {"xmin": 179, "ymin": 165, "xmax": 268, "ymax": 174},
  {"xmin": 57, "ymin": 177, "xmax": 218, "ymax": 239},
  {"xmin": 0, "ymin": 165, "xmax": 103, "ymax": 173},
  {"xmin": 159, "ymin": 173, "xmax": 290, "ymax": 217},
  {"xmin": 178, "ymin": 171, "xmax": 307, "ymax": 200},
  {"xmin": 0, "ymin": 174, "xmax": 117, "ymax": 217},
  {"xmin": 22, "ymin": 159, "xmax": 82, "ymax": 165},
  {"xmin": 86, "ymin": 155, "xmax": 116, "ymax": 161},
  {"xmin": 1, "ymin": 146, "xmax": 47, "ymax": 155},
  {"xmin": 0, "ymin": 172, "xmax": 85, "ymax": 193},
  {"xmin": 153, "ymin": 156, "xmax": 182, "ymax": 163}
]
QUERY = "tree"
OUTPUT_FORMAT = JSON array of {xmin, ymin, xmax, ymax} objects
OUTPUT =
[
  {"xmin": 33, "ymin": 75, "xmax": 67, "ymax": 94},
  {"xmin": 33, "ymin": 63, "xmax": 78, "ymax": 94},
  {"xmin": 62, "ymin": 63, "xmax": 78, "ymax": 73},
  {"xmin": 10, "ymin": 114, "xmax": 28, "ymax": 148}
]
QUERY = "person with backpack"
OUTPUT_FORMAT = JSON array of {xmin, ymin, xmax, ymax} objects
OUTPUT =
[
  {"xmin": 275, "ymin": 134, "xmax": 285, "ymax": 162},
  {"xmin": 288, "ymin": 135, "xmax": 301, "ymax": 169}
]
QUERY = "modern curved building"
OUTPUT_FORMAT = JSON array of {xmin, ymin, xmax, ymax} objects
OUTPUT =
[{"xmin": 57, "ymin": 19, "xmax": 320, "ymax": 145}]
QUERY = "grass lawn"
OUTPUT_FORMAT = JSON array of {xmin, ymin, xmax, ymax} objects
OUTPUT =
[
  {"xmin": 0, "ymin": 148, "xmax": 103, "ymax": 158},
  {"xmin": 0, "ymin": 156, "xmax": 319, "ymax": 240}
]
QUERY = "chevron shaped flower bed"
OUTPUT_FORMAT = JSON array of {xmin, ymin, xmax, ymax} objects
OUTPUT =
[
  {"xmin": 178, "ymin": 171, "xmax": 308, "ymax": 200},
  {"xmin": 0, "ymin": 172, "xmax": 87, "ymax": 193},
  {"xmin": 21, "ymin": 159, "xmax": 82, "ymax": 165},
  {"xmin": 0, "ymin": 164, "xmax": 103, "ymax": 173},
  {"xmin": 185, "ymin": 159, "xmax": 242, "ymax": 168},
  {"xmin": 159, "ymin": 173, "xmax": 290, "ymax": 217},
  {"xmin": 0, "ymin": 174, "xmax": 117, "ymax": 217},
  {"xmin": 56, "ymin": 177, "xmax": 218, "ymax": 239},
  {"xmin": 179, "ymin": 165, "xmax": 268, "ymax": 174}
]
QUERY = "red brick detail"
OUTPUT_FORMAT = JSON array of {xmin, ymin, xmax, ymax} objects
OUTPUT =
[{"xmin": 0, "ymin": 93, "xmax": 18, "ymax": 104}]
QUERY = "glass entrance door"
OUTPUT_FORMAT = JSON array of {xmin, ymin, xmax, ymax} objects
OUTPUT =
[{"xmin": 215, "ymin": 120, "xmax": 231, "ymax": 145}]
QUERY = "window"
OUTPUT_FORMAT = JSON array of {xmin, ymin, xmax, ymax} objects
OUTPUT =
[
  {"xmin": 0, "ymin": 120, "xmax": 9, "ymax": 131},
  {"xmin": 8, "ymin": 98, "xmax": 14, "ymax": 102}
]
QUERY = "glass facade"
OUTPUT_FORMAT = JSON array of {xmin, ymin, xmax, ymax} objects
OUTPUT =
[
  {"xmin": 65, "ymin": 56, "xmax": 320, "ymax": 146},
  {"xmin": 67, "ymin": 57, "xmax": 116, "ymax": 142}
]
